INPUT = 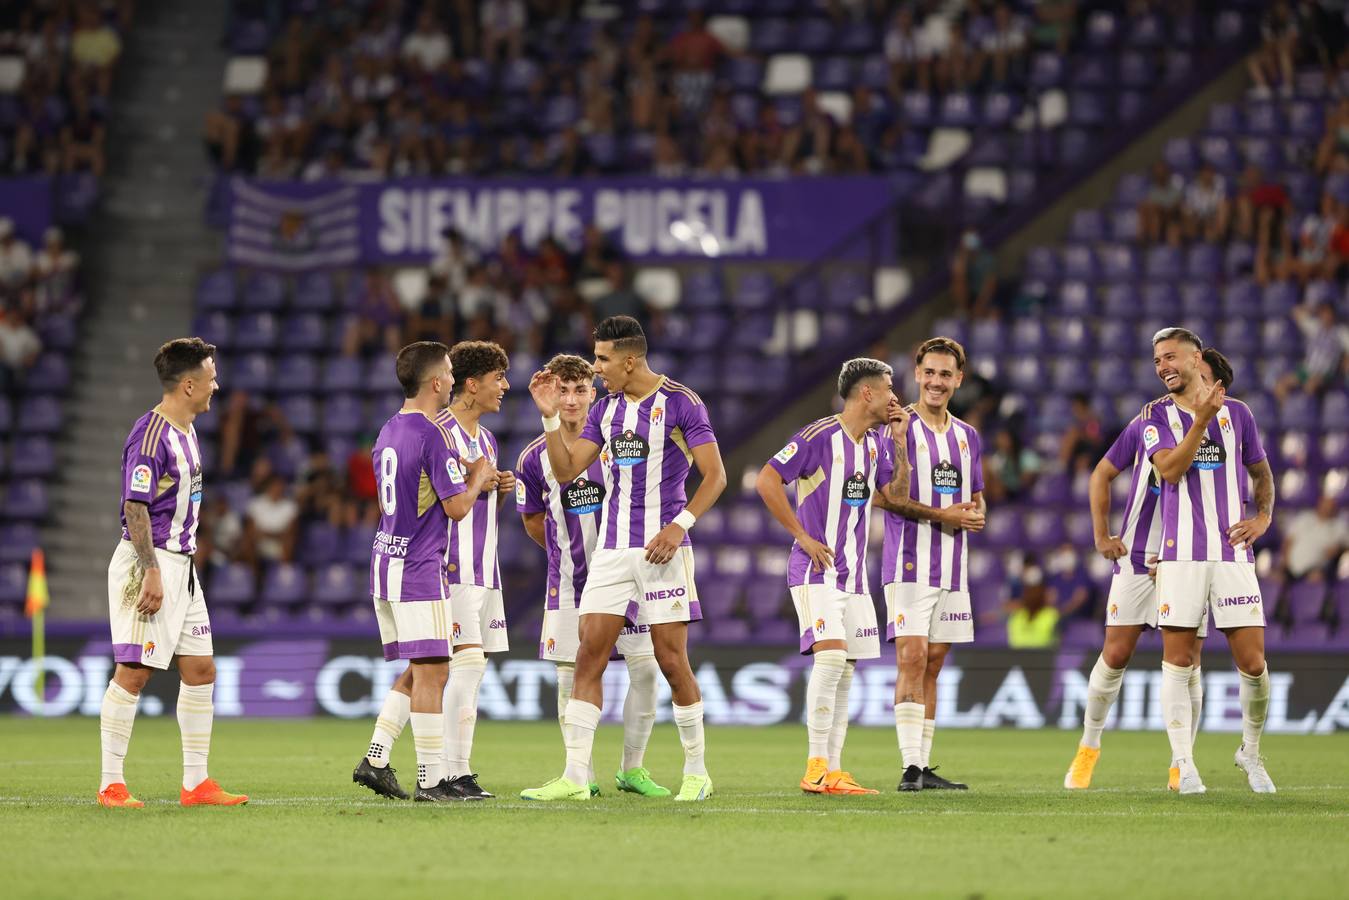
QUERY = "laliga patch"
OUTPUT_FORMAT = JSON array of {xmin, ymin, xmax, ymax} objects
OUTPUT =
[
  {"xmin": 515, "ymin": 480, "xmax": 526, "ymax": 505},
  {"xmin": 774, "ymin": 441, "xmax": 799, "ymax": 465},
  {"xmin": 1142, "ymin": 424, "xmax": 1160, "ymax": 449},
  {"xmin": 446, "ymin": 458, "xmax": 465, "ymax": 485},
  {"xmin": 130, "ymin": 464, "xmax": 152, "ymax": 494}
]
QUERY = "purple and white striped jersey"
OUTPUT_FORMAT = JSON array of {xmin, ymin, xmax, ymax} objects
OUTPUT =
[
  {"xmin": 876, "ymin": 409, "xmax": 984, "ymax": 592},
  {"xmin": 768, "ymin": 416, "xmax": 883, "ymax": 594},
  {"xmin": 1142, "ymin": 397, "xmax": 1266, "ymax": 563},
  {"xmin": 516, "ymin": 434, "xmax": 606, "ymax": 610},
  {"xmin": 579, "ymin": 377, "xmax": 716, "ymax": 551},
  {"xmin": 370, "ymin": 410, "xmax": 467, "ymax": 602},
  {"xmin": 119, "ymin": 409, "xmax": 204, "ymax": 554},
  {"xmin": 435, "ymin": 410, "xmax": 501, "ymax": 589},
  {"xmin": 1103, "ymin": 415, "xmax": 1163, "ymax": 576}
]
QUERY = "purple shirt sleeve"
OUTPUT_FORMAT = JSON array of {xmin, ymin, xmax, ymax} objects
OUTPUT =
[
  {"xmin": 516, "ymin": 445, "xmax": 547, "ymax": 514},
  {"xmin": 767, "ymin": 426, "xmax": 814, "ymax": 483},
  {"xmin": 675, "ymin": 392, "xmax": 716, "ymax": 449},
  {"xmin": 969, "ymin": 429, "xmax": 985, "ymax": 494},
  {"xmin": 122, "ymin": 426, "xmax": 164, "ymax": 504},
  {"xmin": 1239, "ymin": 402, "xmax": 1267, "ymax": 466},
  {"xmin": 1142, "ymin": 405, "xmax": 1175, "ymax": 460},
  {"xmin": 579, "ymin": 399, "xmax": 605, "ymax": 447},
  {"xmin": 1104, "ymin": 418, "xmax": 1140, "ymax": 471},
  {"xmin": 424, "ymin": 430, "xmax": 468, "ymax": 500}
]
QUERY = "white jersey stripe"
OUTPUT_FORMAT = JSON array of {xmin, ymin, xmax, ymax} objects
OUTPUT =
[
  {"xmin": 643, "ymin": 390, "xmax": 667, "ymax": 541},
  {"xmin": 386, "ymin": 557, "xmax": 405, "ymax": 602}
]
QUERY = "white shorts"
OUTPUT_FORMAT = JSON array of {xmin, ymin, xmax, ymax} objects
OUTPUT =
[
  {"xmin": 374, "ymin": 596, "xmax": 452, "ymax": 661},
  {"xmin": 107, "ymin": 540, "xmax": 212, "ymax": 670},
  {"xmin": 1156, "ymin": 560, "xmax": 1264, "ymax": 630},
  {"xmin": 449, "ymin": 584, "xmax": 510, "ymax": 653},
  {"xmin": 789, "ymin": 584, "xmax": 881, "ymax": 660},
  {"xmin": 539, "ymin": 602, "xmax": 654, "ymax": 662},
  {"xmin": 1106, "ymin": 572, "xmax": 1209, "ymax": 637},
  {"xmin": 580, "ymin": 547, "xmax": 701, "ymax": 627},
  {"xmin": 884, "ymin": 582, "xmax": 974, "ymax": 644}
]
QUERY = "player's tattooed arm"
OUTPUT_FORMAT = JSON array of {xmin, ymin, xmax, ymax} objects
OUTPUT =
[
  {"xmin": 124, "ymin": 501, "xmax": 158, "ymax": 571},
  {"xmin": 1229, "ymin": 459, "xmax": 1275, "ymax": 548}
]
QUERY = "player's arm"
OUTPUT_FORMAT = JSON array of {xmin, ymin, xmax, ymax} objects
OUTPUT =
[
  {"xmin": 529, "ymin": 370, "xmax": 601, "ymax": 481},
  {"xmin": 1229, "ymin": 458, "xmax": 1275, "ymax": 548},
  {"xmin": 123, "ymin": 500, "xmax": 164, "ymax": 616},
  {"xmin": 877, "ymin": 401, "xmax": 911, "ymax": 509},
  {"xmin": 1151, "ymin": 383, "xmax": 1225, "ymax": 484},
  {"xmin": 521, "ymin": 511, "xmax": 547, "ymax": 549},
  {"xmin": 442, "ymin": 457, "xmax": 495, "ymax": 521},
  {"xmin": 1089, "ymin": 457, "xmax": 1127, "ymax": 560},
  {"xmin": 645, "ymin": 440, "xmax": 727, "ymax": 565},
  {"xmin": 756, "ymin": 464, "xmax": 832, "ymax": 572}
]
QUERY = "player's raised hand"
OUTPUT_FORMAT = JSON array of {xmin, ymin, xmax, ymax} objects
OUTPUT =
[
  {"xmin": 465, "ymin": 455, "xmax": 497, "ymax": 490},
  {"xmin": 798, "ymin": 534, "xmax": 835, "ymax": 573},
  {"xmin": 942, "ymin": 501, "xmax": 985, "ymax": 532},
  {"xmin": 136, "ymin": 567, "xmax": 164, "ymax": 616},
  {"xmin": 1095, "ymin": 532, "xmax": 1128, "ymax": 561},
  {"xmin": 1196, "ymin": 380, "xmax": 1226, "ymax": 421},
  {"xmin": 529, "ymin": 370, "xmax": 561, "ymax": 417},
  {"xmin": 1228, "ymin": 513, "xmax": 1271, "ymax": 549},
  {"xmin": 495, "ymin": 468, "xmax": 517, "ymax": 496},
  {"xmin": 886, "ymin": 398, "xmax": 910, "ymax": 442}
]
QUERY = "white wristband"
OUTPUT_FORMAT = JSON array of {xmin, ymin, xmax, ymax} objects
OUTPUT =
[
  {"xmin": 673, "ymin": 510, "xmax": 697, "ymax": 531},
  {"xmin": 542, "ymin": 413, "xmax": 561, "ymax": 432}
]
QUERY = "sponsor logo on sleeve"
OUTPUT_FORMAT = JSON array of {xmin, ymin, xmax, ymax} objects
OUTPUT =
[
  {"xmin": 130, "ymin": 464, "xmax": 152, "ymax": 494},
  {"xmin": 774, "ymin": 441, "xmax": 799, "ymax": 465},
  {"xmin": 1142, "ymin": 425, "xmax": 1160, "ymax": 449},
  {"xmin": 447, "ymin": 458, "xmax": 465, "ymax": 484}
]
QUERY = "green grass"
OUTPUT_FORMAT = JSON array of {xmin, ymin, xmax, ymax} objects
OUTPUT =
[{"xmin": 1, "ymin": 718, "xmax": 1346, "ymax": 899}]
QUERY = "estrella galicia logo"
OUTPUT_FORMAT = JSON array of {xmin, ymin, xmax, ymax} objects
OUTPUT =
[
  {"xmin": 189, "ymin": 470, "xmax": 203, "ymax": 504},
  {"xmin": 612, "ymin": 430, "xmax": 649, "ymax": 467},
  {"xmin": 932, "ymin": 460, "xmax": 961, "ymax": 495},
  {"xmin": 1193, "ymin": 436, "xmax": 1226, "ymax": 471},
  {"xmin": 843, "ymin": 472, "xmax": 870, "ymax": 507},
  {"xmin": 562, "ymin": 477, "xmax": 604, "ymax": 515}
]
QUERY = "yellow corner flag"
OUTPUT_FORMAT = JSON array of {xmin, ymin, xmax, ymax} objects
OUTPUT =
[
  {"xmin": 24, "ymin": 547, "xmax": 49, "ymax": 619},
  {"xmin": 25, "ymin": 548, "xmax": 48, "ymax": 713}
]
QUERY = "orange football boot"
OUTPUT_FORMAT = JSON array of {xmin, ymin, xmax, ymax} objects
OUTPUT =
[
  {"xmin": 97, "ymin": 783, "xmax": 144, "ymax": 808},
  {"xmin": 180, "ymin": 778, "xmax": 249, "ymax": 806},
  {"xmin": 800, "ymin": 757, "xmax": 830, "ymax": 794},
  {"xmin": 825, "ymin": 770, "xmax": 880, "ymax": 795}
]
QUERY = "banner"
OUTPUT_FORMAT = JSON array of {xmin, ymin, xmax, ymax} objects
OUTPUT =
[
  {"xmin": 225, "ymin": 176, "xmax": 900, "ymax": 267},
  {"xmin": 0, "ymin": 177, "xmax": 53, "ymax": 245},
  {"xmin": 3, "ymin": 639, "xmax": 1349, "ymax": 733}
]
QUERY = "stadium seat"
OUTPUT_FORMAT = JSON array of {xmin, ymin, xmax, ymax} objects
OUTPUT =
[
  {"xmin": 763, "ymin": 54, "xmax": 811, "ymax": 95},
  {"xmin": 222, "ymin": 56, "xmax": 268, "ymax": 94}
]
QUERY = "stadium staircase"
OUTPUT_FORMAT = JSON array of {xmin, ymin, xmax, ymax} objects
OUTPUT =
[{"xmin": 46, "ymin": 0, "xmax": 231, "ymax": 618}]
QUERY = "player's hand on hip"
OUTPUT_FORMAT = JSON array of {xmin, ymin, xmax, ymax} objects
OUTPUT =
[
  {"xmin": 798, "ymin": 535, "xmax": 835, "ymax": 573},
  {"xmin": 136, "ymin": 567, "xmax": 164, "ymax": 616},
  {"xmin": 1146, "ymin": 555, "xmax": 1158, "ymax": 581},
  {"xmin": 643, "ymin": 523, "xmax": 684, "ymax": 565},
  {"xmin": 1228, "ymin": 513, "xmax": 1270, "ymax": 549},
  {"xmin": 528, "ymin": 370, "xmax": 561, "ymax": 417},
  {"xmin": 495, "ymin": 469, "xmax": 516, "ymax": 495},
  {"xmin": 944, "ymin": 501, "xmax": 985, "ymax": 531},
  {"xmin": 1095, "ymin": 533, "xmax": 1128, "ymax": 560}
]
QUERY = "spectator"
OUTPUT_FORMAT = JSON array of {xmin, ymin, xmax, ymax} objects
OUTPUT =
[
  {"xmin": 592, "ymin": 261, "xmax": 649, "ymax": 327},
  {"xmin": 346, "ymin": 436, "xmax": 379, "ymax": 525},
  {"xmin": 401, "ymin": 7, "xmax": 452, "ymax": 73},
  {"xmin": 884, "ymin": 6, "xmax": 933, "ymax": 95},
  {"xmin": 61, "ymin": 87, "xmax": 106, "ymax": 176},
  {"xmin": 268, "ymin": 16, "xmax": 319, "ymax": 94},
  {"xmin": 971, "ymin": 2, "xmax": 1028, "ymax": 85},
  {"xmin": 1044, "ymin": 543, "xmax": 1094, "ymax": 621},
  {"xmin": 0, "ymin": 303, "xmax": 41, "ymax": 394},
  {"xmin": 950, "ymin": 228, "xmax": 998, "ymax": 317},
  {"xmin": 241, "ymin": 473, "xmax": 300, "ymax": 566},
  {"xmin": 1181, "ymin": 163, "xmax": 1231, "ymax": 243},
  {"xmin": 480, "ymin": 0, "xmax": 526, "ymax": 63},
  {"xmin": 1006, "ymin": 559, "xmax": 1060, "ymax": 648},
  {"xmin": 984, "ymin": 428, "xmax": 1042, "ymax": 503},
  {"xmin": 71, "ymin": 3, "xmax": 122, "ymax": 96},
  {"xmin": 31, "ymin": 227, "xmax": 79, "ymax": 315},
  {"xmin": 1138, "ymin": 161, "xmax": 1184, "ymax": 246},
  {"xmin": 1031, "ymin": 0, "xmax": 1077, "ymax": 56},
  {"xmin": 0, "ymin": 219, "xmax": 34, "ymax": 299},
  {"xmin": 1234, "ymin": 165, "xmax": 1290, "ymax": 282},
  {"xmin": 1275, "ymin": 494, "xmax": 1348, "ymax": 627},
  {"xmin": 1275, "ymin": 302, "xmax": 1349, "ymax": 399},
  {"xmin": 203, "ymin": 95, "xmax": 256, "ymax": 172},
  {"xmin": 432, "ymin": 227, "xmax": 480, "ymax": 291},
  {"xmin": 1314, "ymin": 97, "xmax": 1349, "ymax": 175},
  {"xmin": 1280, "ymin": 191, "xmax": 1340, "ymax": 284},
  {"xmin": 1059, "ymin": 393, "xmax": 1104, "ymax": 472},
  {"xmin": 1248, "ymin": 0, "xmax": 1298, "ymax": 98},
  {"xmin": 341, "ymin": 268, "xmax": 404, "ymax": 357},
  {"xmin": 666, "ymin": 10, "xmax": 730, "ymax": 118},
  {"xmin": 195, "ymin": 497, "xmax": 243, "ymax": 569}
]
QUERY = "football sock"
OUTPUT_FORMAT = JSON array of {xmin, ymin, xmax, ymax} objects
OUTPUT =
[
  {"xmin": 806, "ymin": 650, "xmax": 847, "ymax": 760},
  {"xmin": 99, "ymin": 681, "xmax": 139, "ymax": 791},
  {"xmin": 562, "ymin": 700, "xmax": 601, "ymax": 786},
  {"xmin": 1161, "ymin": 662, "xmax": 1194, "ymax": 764},
  {"xmin": 1239, "ymin": 664, "xmax": 1270, "ymax": 757},
  {"xmin": 410, "ymin": 712, "xmax": 445, "ymax": 789},
  {"xmin": 443, "ymin": 648, "xmax": 486, "ymax": 778},
  {"xmin": 894, "ymin": 701, "xmax": 924, "ymax": 769},
  {"xmin": 673, "ymin": 701, "xmax": 707, "ymax": 776},
  {"xmin": 1082, "ymin": 655, "xmax": 1125, "ymax": 750},
  {"xmin": 178, "ymin": 682, "xmax": 214, "ymax": 791},
  {"xmin": 1189, "ymin": 666, "xmax": 1204, "ymax": 748},
  {"xmin": 555, "ymin": 663, "xmax": 574, "ymax": 739},
  {"xmin": 921, "ymin": 719, "xmax": 936, "ymax": 770},
  {"xmin": 366, "ymin": 688, "xmax": 410, "ymax": 767},
  {"xmin": 826, "ymin": 661, "xmax": 855, "ymax": 771},
  {"xmin": 622, "ymin": 655, "xmax": 659, "ymax": 771}
]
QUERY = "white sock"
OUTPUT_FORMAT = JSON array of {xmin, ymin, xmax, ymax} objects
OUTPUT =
[
  {"xmin": 443, "ymin": 648, "xmax": 486, "ymax": 778},
  {"xmin": 563, "ymin": 699, "xmax": 601, "ymax": 786},
  {"xmin": 672, "ymin": 701, "xmax": 707, "ymax": 776},
  {"xmin": 1161, "ymin": 662, "xmax": 1194, "ymax": 765},
  {"xmin": 921, "ymin": 719, "xmax": 936, "ymax": 769},
  {"xmin": 410, "ymin": 712, "xmax": 446, "ymax": 788},
  {"xmin": 99, "ymin": 681, "xmax": 139, "ymax": 791},
  {"xmin": 622, "ymin": 655, "xmax": 659, "ymax": 771},
  {"xmin": 1081, "ymin": 655, "xmax": 1125, "ymax": 749},
  {"xmin": 826, "ymin": 661, "xmax": 855, "ymax": 771},
  {"xmin": 556, "ymin": 664, "xmax": 574, "ymax": 739},
  {"xmin": 1239, "ymin": 665, "xmax": 1270, "ymax": 757},
  {"xmin": 366, "ymin": 688, "xmax": 410, "ymax": 767},
  {"xmin": 177, "ymin": 682, "xmax": 214, "ymax": 791},
  {"xmin": 1188, "ymin": 666, "xmax": 1204, "ymax": 749},
  {"xmin": 806, "ymin": 649, "xmax": 847, "ymax": 760},
  {"xmin": 894, "ymin": 701, "xmax": 924, "ymax": 769}
]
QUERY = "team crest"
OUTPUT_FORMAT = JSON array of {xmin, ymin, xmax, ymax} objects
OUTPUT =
[
  {"xmin": 1219, "ymin": 416, "xmax": 1231, "ymax": 433},
  {"xmin": 651, "ymin": 405, "xmax": 664, "ymax": 427},
  {"xmin": 1109, "ymin": 603, "xmax": 1118, "ymax": 619},
  {"xmin": 1159, "ymin": 603, "xmax": 1170, "ymax": 618},
  {"xmin": 452, "ymin": 622, "xmax": 462, "ymax": 639},
  {"xmin": 869, "ymin": 445, "xmax": 877, "ymax": 463},
  {"xmin": 814, "ymin": 618, "xmax": 826, "ymax": 633},
  {"xmin": 546, "ymin": 637, "xmax": 556, "ymax": 652},
  {"xmin": 142, "ymin": 641, "xmax": 156, "ymax": 657},
  {"xmin": 959, "ymin": 440, "xmax": 969, "ymax": 457},
  {"xmin": 895, "ymin": 613, "xmax": 906, "ymax": 628}
]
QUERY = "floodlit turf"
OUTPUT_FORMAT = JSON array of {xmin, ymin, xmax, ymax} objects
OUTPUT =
[{"xmin": 1, "ymin": 718, "xmax": 1346, "ymax": 899}]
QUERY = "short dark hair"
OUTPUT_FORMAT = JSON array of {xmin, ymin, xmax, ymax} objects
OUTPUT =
[
  {"xmin": 395, "ymin": 341, "xmax": 450, "ymax": 398},
  {"xmin": 837, "ymin": 357, "xmax": 893, "ymax": 399},
  {"xmin": 154, "ymin": 337, "xmax": 216, "ymax": 390},
  {"xmin": 546, "ymin": 353, "xmax": 594, "ymax": 385},
  {"xmin": 1202, "ymin": 347, "xmax": 1235, "ymax": 390},
  {"xmin": 449, "ymin": 340, "xmax": 509, "ymax": 396},
  {"xmin": 1152, "ymin": 326, "xmax": 1202, "ymax": 350},
  {"xmin": 915, "ymin": 336, "xmax": 966, "ymax": 371},
  {"xmin": 594, "ymin": 315, "xmax": 647, "ymax": 356}
]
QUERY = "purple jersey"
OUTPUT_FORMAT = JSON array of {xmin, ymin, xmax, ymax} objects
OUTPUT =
[
  {"xmin": 370, "ymin": 410, "xmax": 467, "ymax": 602},
  {"xmin": 768, "ymin": 416, "xmax": 883, "ymax": 594},
  {"xmin": 516, "ymin": 434, "xmax": 606, "ymax": 609},
  {"xmin": 435, "ymin": 410, "xmax": 501, "ymax": 588},
  {"xmin": 876, "ymin": 409, "xmax": 984, "ymax": 592},
  {"xmin": 1142, "ymin": 397, "xmax": 1266, "ymax": 563},
  {"xmin": 580, "ymin": 377, "xmax": 716, "ymax": 551},
  {"xmin": 119, "ymin": 409, "xmax": 204, "ymax": 554},
  {"xmin": 1103, "ymin": 415, "xmax": 1163, "ymax": 576}
]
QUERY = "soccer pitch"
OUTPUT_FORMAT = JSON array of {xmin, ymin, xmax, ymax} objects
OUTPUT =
[{"xmin": 2, "ymin": 719, "xmax": 1346, "ymax": 899}]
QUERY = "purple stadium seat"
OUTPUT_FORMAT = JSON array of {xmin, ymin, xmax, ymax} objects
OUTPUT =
[
  {"xmin": 1115, "ymin": 173, "xmax": 1149, "ymax": 206},
  {"xmin": 1324, "ymin": 432, "xmax": 1349, "ymax": 467},
  {"xmin": 982, "ymin": 92, "xmax": 1018, "ymax": 128},
  {"xmin": 193, "ymin": 312, "xmax": 232, "ymax": 350},
  {"xmin": 1141, "ymin": 283, "xmax": 1178, "ymax": 317},
  {"xmin": 1131, "ymin": 359, "xmax": 1161, "ymax": 393},
  {"xmin": 17, "ymin": 396, "xmax": 61, "ymax": 434},
  {"xmin": 313, "ymin": 563, "xmax": 360, "ymax": 607},
  {"xmin": 1057, "ymin": 281, "xmax": 1091, "ymax": 316},
  {"xmin": 1005, "ymin": 357, "xmax": 1045, "ymax": 391},
  {"xmin": 1074, "ymin": 56, "xmax": 1111, "ymax": 90},
  {"xmin": 1101, "ymin": 285, "xmax": 1138, "ymax": 320},
  {"xmin": 1207, "ymin": 102, "xmax": 1242, "ymax": 133},
  {"xmin": 901, "ymin": 92, "xmax": 932, "ymax": 127},
  {"xmin": 1185, "ymin": 245, "xmax": 1221, "ymax": 280},
  {"xmin": 241, "ymin": 271, "xmax": 286, "ymax": 311},
  {"xmin": 1059, "ymin": 129, "xmax": 1091, "ymax": 163},
  {"xmin": 1221, "ymin": 279, "xmax": 1259, "ymax": 317},
  {"xmin": 1322, "ymin": 390, "xmax": 1349, "ymax": 423},
  {"xmin": 196, "ymin": 269, "xmax": 236, "ymax": 312},
  {"xmin": 1092, "ymin": 358, "xmax": 1130, "ymax": 393},
  {"xmin": 1260, "ymin": 317, "xmax": 1298, "ymax": 353},
  {"xmin": 1053, "ymin": 319, "xmax": 1093, "ymax": 356},
  {"xmin": 1097, "ymin": 320, "xmax": 1132, "ymax": 351},
  {"xmin": 283, "ymin": 313, "xmax": 327, "ymax": 352},
  {"xmin": 1198, "ymin": 136, "xmax": 1239, "ymax": 172},
  {"xmin": 824, "ymin": 270, "xmax": 866, "ymax": 311},
  {"xmin": 735, "ymin": 271, "xmax": 777, "ymax": 311},
  {"xmin": 1068, "ymin": 210, "xmax": 1105, "ymax": 243},
  {"xmin": 261, "ymin": 562, "xmax": 309, "ymax": 609},
  {"xmin": 500, "ymin": 58, "xmax": 540, "ymax": 93},
  {"xmin": 321, "ymin": 394, "xmax": 365, "ymax": 436},
  {"xmin": 1117, "ymin": 91, "xmax": 1145, "ymax": 123},
  {"xmin": 229, "ymin": 353, "xmax": 274, "ymax": 393},
  {"xmin": 1144, "ymin": 246, "xmax": 1183, "ymax": 281},
  {"xmin": 1287, "ymin": 102, "xmax": 1323, "ymax": 140},
  {"xmin": 980, "ymin": 508, "xmax": 1020, "ymax": 550},
  {"xmin": 10, "ymin": 437, "xmax": 55, "ymax": 478},
  {"xmin": 1180, "ymin": 282, "xmax": 1219, "ymax": 318},
  {"xmin": 1119, "ymin": 52, "xmax": 1154, "ymax": 89},
  {"xmin": 273, "ymin": 354, "xmax": 319, "ymax": 395},
  {"xmin": 1026, "ymin": 246, "xmax": 1058, "ymax": 282},
  {"xmin": 814, "ymin": 55, "xmax": 853, "ymax": 91},
  {"xmin": 1029, "ymin": 52, "xmax": 1063, "ymax": 87},
  {"xmin": 322, "ymin": 356, "xmax": 363, "ymax": 393},
  {"xmin": 232, "ymin": 312, "xmax": 279, "ymax": 351},
  {"xmin": 0, "ymin": 522, "xmax": 38, "ymax": 563},
  {"xmin": 1277, "ymin": 392, "xmax": 1318, "ymax": 431},
  {"xmin": 750, "ymin": 18, "xmax": 792, "ymax": 54},
  {"xmin": 25, "ymin": 354, "xmax": 70, "ymax": 393},
  {"xmin": 797, "ymin": 18, "xmax": 835, "ymax": 53},
  {"xmin": 858, "ymin": 54, "xmax": 888, "ymax": 90},
  {"xmin": 1086, "ymin": 10, "xmax": 1118, "ymax": 47},
  {"xmin": 1099, "ymin": 244, "xmax": 1137, "ymax": 282},
  {"xmin": 726, "ymin": 56, "xmax": 763, "ymax": 92},
  {"xmin": 968, "ymin": 319, "xmax": 1006, "ymax": 357},
  {"xmin": 1217, "ymin": 320, "xmax": 1259, "ymax": 356},
  {"xmin": 277, "ymin": 395, "xmax": 319, "ymax": 434},
  {"xmin": 362, "ymin": 354, "xmax": 399, "ymax": 394},
  {"xmin": 37, "ymin": 315, "xmax": 77, "ymax": 351},
  {"xmin": 940, "ymin": 93, "xmax": 977, "ymax": 127},
  {"xmin": 1244, "ymin": 103, "xmax": 1282, "ymax": 135},
  {"xmin": 293, "ymin": 271, "xmax": 334, "ymax": 311},
  {"xmin": 4, "ymin": 480, "xmax": 49, "ymax": 520},
  {"xmin": 0, "ymin": 562, "xmax": 26, "ymax": 607},
  {"xmin": 208, "ymin": 562, "xmax": 255, "ymax": 610},
  {"xmin": 1061, "ymin": 245, "xmax": 1096, "ymax": 281},
  {"xmin": 1011, "ymin": 320, "xmax": 1047, "ymax": 353},
  {"xmin": 301, "ymin": 522, "xmax": 343, "ymax": 566},
  {"xmin": 1242, "ymin": 137, "xmax": 1283, "ymax": 171}
]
